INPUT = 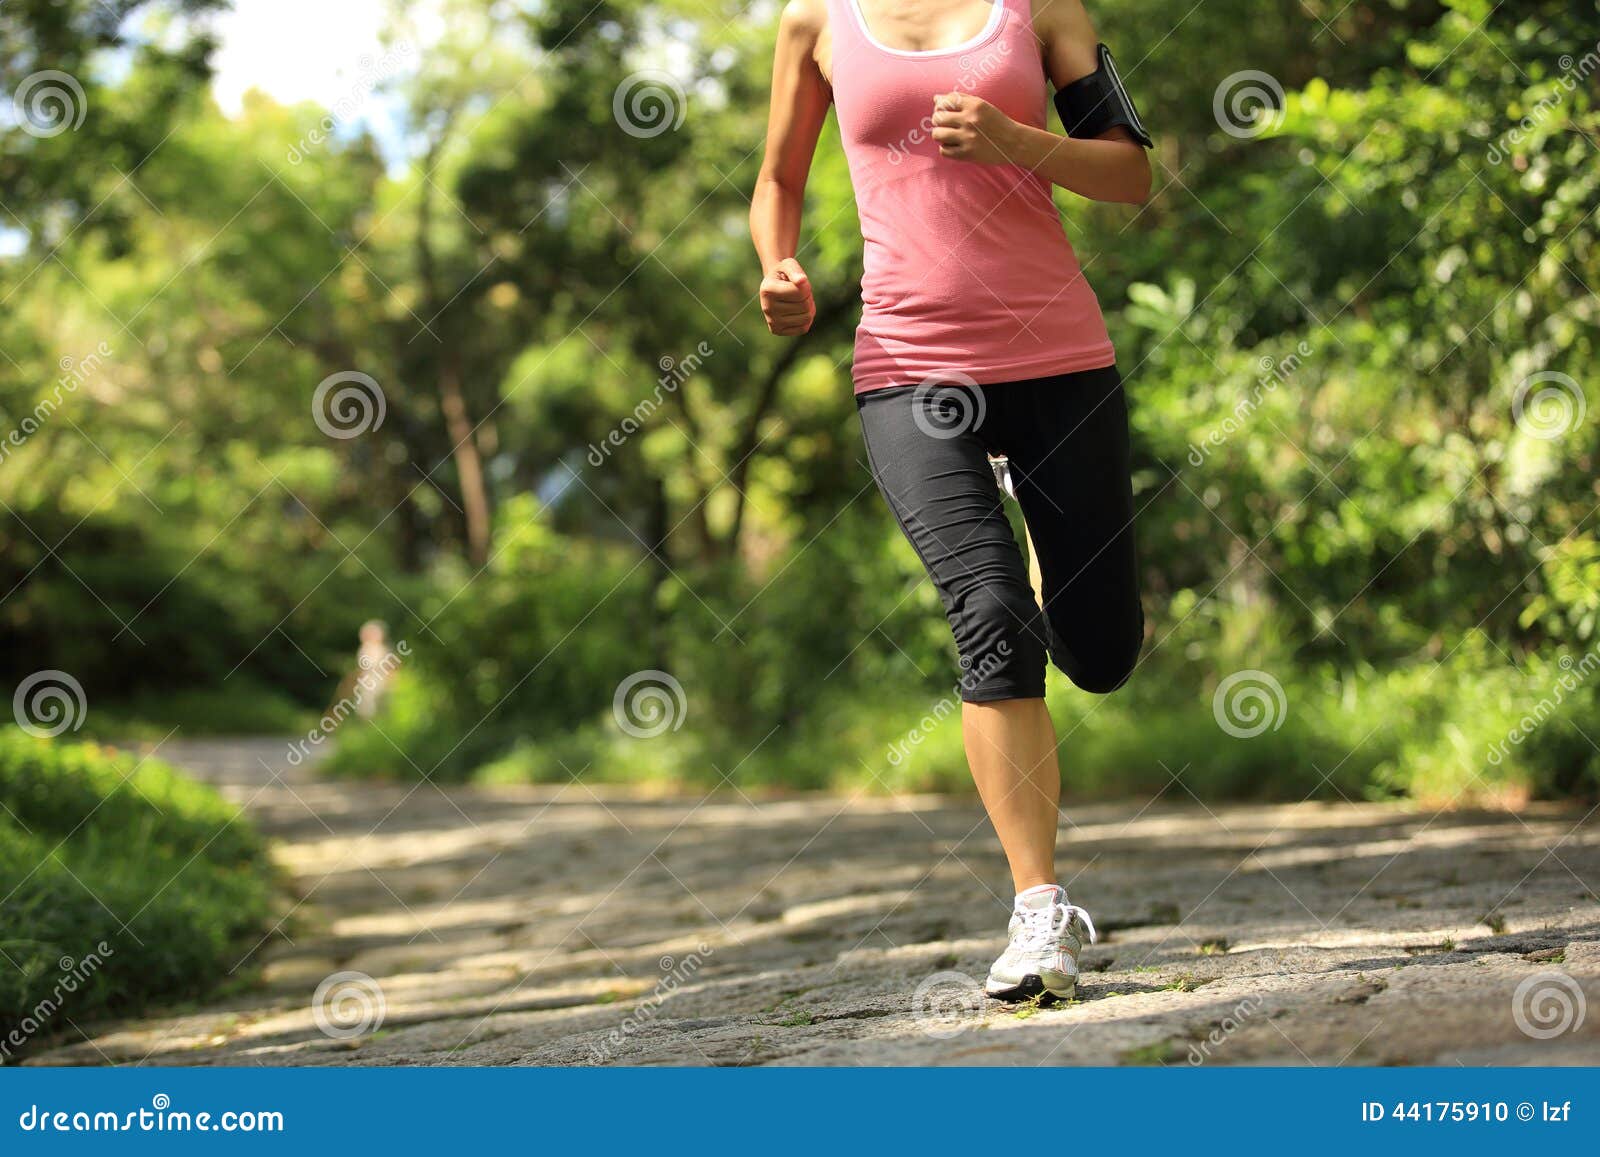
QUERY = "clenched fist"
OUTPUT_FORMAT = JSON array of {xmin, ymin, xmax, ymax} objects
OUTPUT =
[
  {"xmin": 760, "ymin": 257, "xmax": 815, "ymax": 336},
  {"xmin": 930, "ymin": 92, "xmax": 1018, "ymax": 164}
]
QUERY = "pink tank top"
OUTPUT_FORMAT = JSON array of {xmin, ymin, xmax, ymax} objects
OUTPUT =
[{"xmin": 826, "ymin": 0, "xmax": 1116, "ymax": 393}]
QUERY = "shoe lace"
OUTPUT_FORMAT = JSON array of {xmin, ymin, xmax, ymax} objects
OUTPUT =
[{"xmin": 1015, "ymin": 899, "xmax": 1098, "ymax": 952}]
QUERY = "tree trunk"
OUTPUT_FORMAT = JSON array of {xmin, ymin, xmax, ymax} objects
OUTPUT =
[
  {"xmin": 439, "ymin": 353, "xmax": 492, "ymax": 568},
  {"xmin": 723, "ymin": 288, "xmax": 859, "ymax": 553},
  {"xmin": 415, "ymin": 129, "xmax": 492, "ymax": 567}
]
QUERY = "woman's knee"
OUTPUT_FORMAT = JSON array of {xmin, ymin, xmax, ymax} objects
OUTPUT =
[
  {"xmin": 1064, "ymin": 651, "xmax": 1138, "ymax": 694},
  {"xmin": 1052, "ymin": 607, "xmax": 1143, "ymax": 695},
  {"xmin": 951, "ymin": 584, "xmax": 1049, "ymax": 701}
]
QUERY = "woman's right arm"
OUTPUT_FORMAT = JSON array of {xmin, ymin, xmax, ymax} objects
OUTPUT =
[{"xmin": 751, "ymin": 0, "xmax": 832, "ymax": 336}]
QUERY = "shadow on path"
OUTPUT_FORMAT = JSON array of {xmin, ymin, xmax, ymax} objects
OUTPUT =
[{"xmin": 25, "ymin": 738, "xmax": 1600, "ymax": 1067}]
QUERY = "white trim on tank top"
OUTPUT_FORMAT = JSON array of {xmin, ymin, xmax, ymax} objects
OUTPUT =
[{"xmin": 845, "ymin": 0, "xmax": 1006, "ymax": 59}]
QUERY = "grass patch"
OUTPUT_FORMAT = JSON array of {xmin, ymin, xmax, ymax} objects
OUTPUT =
[
  {"xmin": 0, "ymin": 729, "xmax": 276, "ymax": 1055},
  {"xmin": 1120, "ymin": 1040, "xmax": 1180, "ymax": 1065},
  {"xmin": 83, "ymin": 679, "xmax": 316, "ymax": 741},
  {"xmin": 323, "ymin": 627, "xmax": 1600, "ymax": 807}
]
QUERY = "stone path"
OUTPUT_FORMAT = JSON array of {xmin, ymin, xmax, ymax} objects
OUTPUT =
[{"xmin": 26, "ymin": 739, "xmax": 1600, "ymax": 1066}]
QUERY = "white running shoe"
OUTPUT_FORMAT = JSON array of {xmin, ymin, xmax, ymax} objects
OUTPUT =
[{"xmin": 985, "ymin": 884, "xmax": 1097, "ymax": 1003}]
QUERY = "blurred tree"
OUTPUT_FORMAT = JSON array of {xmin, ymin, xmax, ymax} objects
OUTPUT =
[{"xmin": 1, "ymin": 0, "xmax": 1595, "ymax": 795}]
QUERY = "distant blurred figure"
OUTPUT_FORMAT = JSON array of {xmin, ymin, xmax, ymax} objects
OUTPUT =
[
  {"xmin": 293, "ymin": 623, "xmax": 408, "ymax": 767},
  {"xmin": 354, "ymin": 620, "xmax": 396, "ymax": 719}
]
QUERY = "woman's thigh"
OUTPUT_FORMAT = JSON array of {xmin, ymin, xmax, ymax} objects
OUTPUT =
[
  {"xmin": 988, "ymin": 366, "xmax": 1143, "ymax": 694},
  {"xmin": 856, "ymin": 385, "xmax": 1048, "ymax": 702}
]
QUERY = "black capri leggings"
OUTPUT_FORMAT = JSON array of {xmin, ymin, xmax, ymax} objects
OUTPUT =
[{"xmin": 857, "ymin": 365, "xmax": 1143, "ymax": 702}]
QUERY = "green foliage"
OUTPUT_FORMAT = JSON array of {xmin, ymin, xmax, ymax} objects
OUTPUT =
[
  {"xmin": 85, "ymin": 680, "xmax": 317, "ymax": 741},
  {"xmin": 0, "ymin": 502, "xmax": 395, "ymax": 709},
  {"xmin": 0, "ymin": 730, "xmax": 275, "ymax": 1047},
  {"xmin": 3, "ymin": 0, "xmax": 1597, "ymax": 805}
]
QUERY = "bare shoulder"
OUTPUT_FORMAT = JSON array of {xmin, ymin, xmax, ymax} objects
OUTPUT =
[
  {"xmin": 779, "ymin": 0, "xmax": 829, "ymax": 44},
  {"xmin": 1028, "ymin": 0, "xmax": 1097, "ymax": 45}
]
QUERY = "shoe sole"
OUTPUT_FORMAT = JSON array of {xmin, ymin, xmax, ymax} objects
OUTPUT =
[{"xmin": 984, "ymin": 973, "xmax": 1076, "ymax": 1005}]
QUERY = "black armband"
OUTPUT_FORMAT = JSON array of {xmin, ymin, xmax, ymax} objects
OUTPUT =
[{"xmin": 1052, "ymin": 44, "xmax": 1152, "ymax": 149}]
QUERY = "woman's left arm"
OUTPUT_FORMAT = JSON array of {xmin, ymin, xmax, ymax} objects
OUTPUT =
[{"xmin": 930, "ymin": 0, "xmax": 1152, "ymax": 205}]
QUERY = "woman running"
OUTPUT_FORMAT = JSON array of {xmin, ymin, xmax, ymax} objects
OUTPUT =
[{"xmin": 751, "ymin": 0, "xmax": 1150, "ymax": 1002}]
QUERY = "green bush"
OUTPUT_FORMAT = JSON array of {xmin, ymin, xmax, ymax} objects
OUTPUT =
[
  {"xmin": 323, "ymin": 498, "xmax": 936, "ymax": 785},
  {"xmin": 322, "ymin": 508, "xmax": 658, "ymax": 781},
  {"xmin": 329, "ymin": 560, "xmax": 1600, "ymax": 808},
  {"xmin": 10, "ymin": 0, "xmax": 1596, "ymax": 815},
  {"xmin": 0, "ymin": 503, "xmax": 392, "ymax": 714},
  {"xmin": 0, "ymin": 730, "xmax": 276, "ymax": 1053},
  {"xmin": 85, "ymin": 678, "xmax": 317, "ymax": 741}
]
